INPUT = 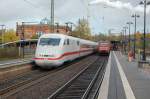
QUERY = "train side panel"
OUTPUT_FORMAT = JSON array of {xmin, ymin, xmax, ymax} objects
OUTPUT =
[{"xmin": 34, "ymin": 34, "xmax": 97, "ymax": 69}]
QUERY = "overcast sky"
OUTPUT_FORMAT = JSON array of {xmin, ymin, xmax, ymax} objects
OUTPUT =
[{"xmin": 0, "ymin": 0, "xmax": 150, "ymax": 35}]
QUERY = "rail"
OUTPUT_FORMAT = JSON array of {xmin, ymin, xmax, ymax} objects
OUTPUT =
[
  {"xmin": 81, "ymin": 60, "xmax": 105, "ymax": 99},
  {"xmin": 48, "ymin": 56, "xmax": 107, "ymax": 99}
]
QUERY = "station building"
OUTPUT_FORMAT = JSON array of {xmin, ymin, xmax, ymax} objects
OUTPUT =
[{"xmin": 16, "ymin": 22, "xmax": 71, "ymax": 39}]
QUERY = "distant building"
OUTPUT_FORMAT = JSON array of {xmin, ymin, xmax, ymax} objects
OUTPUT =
[{"xmin": 16, "ymin": 22, "xmax": 71, "ymax": 39}]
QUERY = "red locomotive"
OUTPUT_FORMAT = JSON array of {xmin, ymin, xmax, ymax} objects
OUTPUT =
[{"xmin": 97, "ymin": 41, "xmax": 111, "ymax": 55}]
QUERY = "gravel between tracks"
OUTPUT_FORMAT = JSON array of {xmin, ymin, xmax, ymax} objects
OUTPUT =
[{"xmin": 1, "ymin": 55, "xmax": 99, "ymax": 99}]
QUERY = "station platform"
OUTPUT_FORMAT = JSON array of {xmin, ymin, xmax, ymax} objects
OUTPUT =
[
  {"xmin": 0, "ymin": 58, "xmax": 33, "ymax": 69},
  {"xmin": 98, "ymin": 51, "xmax": 150, "ymax": 99}
]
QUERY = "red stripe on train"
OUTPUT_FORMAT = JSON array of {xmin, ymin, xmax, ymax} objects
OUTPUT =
[{"xmin": 34, "ymin": 49, "xmax": 93, "ymax": 60}]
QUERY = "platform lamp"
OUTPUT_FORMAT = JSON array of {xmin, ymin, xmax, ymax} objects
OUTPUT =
[
  {"xmin": 127, "ymin": 22, "xmax": 133, "ymax": 51},
  {"xmin": 132, "ymin": 14, "xmax": 140, "ymax": 59},
  {"xmin": 139, "ymin": 0, "xmax": 150, "ymax": 61},
  {"xmin": 123, "ymin": 26, "xmax": 128, "ymax": 54},
  {"xmin": 121, "ymin": 30, "xmax": 124, "ymax": 52}
]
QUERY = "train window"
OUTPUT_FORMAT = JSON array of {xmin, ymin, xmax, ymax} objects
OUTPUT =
[
  {"xmin": 77, "ymin": 41, "xmax": 80, "ymax": 46},
  {"xmin": 67, "ymin": 39, "xmax": 69, "ymax": 45},
  {"xmin": 64, "ymin": 39, "xmax": 67, "ymax": 45},
  {"xmin": 39, "ymin": 38, "xmax": 61, "ymax": 46}
]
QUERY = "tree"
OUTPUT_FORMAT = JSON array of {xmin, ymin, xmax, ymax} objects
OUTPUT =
[
  {"xmin": 92, "ymin": 33, "xmax": 108, "ymax": 41},
  {"xmin": 31, "ymin": 34, "xmax": 39, "ymax": 39},
  {"xmin": 3, "ymin": 29, "xmax": 19, "ymax": 43},
  {"xmin": 71, "ymin": 18, "xmax": 92, "ymax": 40}
]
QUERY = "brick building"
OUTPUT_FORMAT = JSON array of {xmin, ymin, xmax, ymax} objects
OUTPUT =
[{"xmin": 16, "ymin": 22, "xmax": 71, "ymax": 39}]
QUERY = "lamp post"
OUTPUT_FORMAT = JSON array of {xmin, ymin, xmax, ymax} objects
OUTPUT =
[
  {"xmin": 132, "ymin": 14, "xmax": 140, "ymax": 59},
  {"xmin": 139, "ymin": 0, "xmax": 150, "ymax": 61},
  {"xmin": 121, "ymin": 30, "xmax": 124, "ymax": 52},
  {"xmin": 50, "ymin": 0, "xmax": 55, "ymax": 33},
  {"xmin": 123, "ymin": 26, "xmax": 128, "ymax": 53},
  {"xmin": 127, "ymin": 22, "xmax": 133, "ymax": 51}
]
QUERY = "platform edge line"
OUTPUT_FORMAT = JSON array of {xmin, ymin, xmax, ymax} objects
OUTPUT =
[{"xmin": 113, "ymin": 51, "xmax": 136, "ymax": 99}]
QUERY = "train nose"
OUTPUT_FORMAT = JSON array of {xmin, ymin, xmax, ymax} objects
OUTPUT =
[{"xmin": 34, "ymin": 58, "xmax": 63, "ymax": 68}]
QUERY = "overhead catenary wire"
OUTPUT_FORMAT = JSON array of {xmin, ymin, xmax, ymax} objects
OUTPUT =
[
  {"xmin": 23, "ymin": 0, "xmax": 39, "ymax": 8},
  {"xmin": 80, "ymin": 0, "xmax": 94, "ymax": 33},
  {"xmin": 80, "ymin": 0, "xmax": 91, "ymax": 21}
]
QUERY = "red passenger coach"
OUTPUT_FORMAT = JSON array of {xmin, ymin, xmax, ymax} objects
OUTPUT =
[{"xmin": 97, "ymin": 42, "xmax": 111, "ymax": 55}]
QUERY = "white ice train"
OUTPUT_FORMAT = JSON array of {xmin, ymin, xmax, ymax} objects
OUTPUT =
[{"xmin": 34, "ymin": 33, "xmax": 98, "ymax": 68}]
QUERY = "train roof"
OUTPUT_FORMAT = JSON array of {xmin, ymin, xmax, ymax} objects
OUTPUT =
[
  {"xmin": 40, "ymin": 33, "xmax": 98, "ymax": 45},
  {"xmin": 40, "ymin": 33, "xmax": 66, "ymax": 38}
]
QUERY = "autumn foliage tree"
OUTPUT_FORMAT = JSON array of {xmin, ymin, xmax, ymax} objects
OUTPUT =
[
  {"xmin": 71, "ymin": 18, "xmax": 92, "ymax": 40},
  {"xmin": 3, "ymin": 29, "xmax": 19, "ymax": 43}
]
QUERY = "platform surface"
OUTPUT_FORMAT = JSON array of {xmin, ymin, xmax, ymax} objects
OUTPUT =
[
  {"xmin": 0, "ymin": 58, "xmax": 32, "ymax": 69},
  {"xmin": 98, "ymin": 51, "xmax": 150, "ymax": 99}
]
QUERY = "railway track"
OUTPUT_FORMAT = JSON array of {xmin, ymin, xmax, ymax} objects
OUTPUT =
[
  {"xmin": 0, "ymin": 55, "xmax": 97, "ymax": 98},
  {"xmin": 0, "ymin": 69, "xmax": 51, "ymax": 95},
  {"xmin": 48, "ymin": 56, "xmax": 108, "ymax": 99}
]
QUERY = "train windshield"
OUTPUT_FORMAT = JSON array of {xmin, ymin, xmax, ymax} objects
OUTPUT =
[
  {"xmin": 100, "ymin": 43, "xmax": 110, "ymax": 47},
  {"xmin": 39, "ymin": 38, "xmax": 61, "ymax": 46}
]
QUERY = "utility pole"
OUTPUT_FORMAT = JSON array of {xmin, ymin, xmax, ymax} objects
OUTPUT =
[
  {"xmin": 143, "ymin": 0, "xmax": 147, "ymax": 61},
  {"xmin": 79, "ymin": 19, "xmax": 81, "ymax": 38},
  {"xmin": 70, "ymin": 23, "xmax": 73, "ymax": 32},
  {"xmin": 51, "ymin": 0, "xmax": 54, "ymax": 33},
  {"xmin": 22, "ymin": 22, "xmax": 25, "ymax": 59},
  {"xmin": 0, "ymin": 25, "xmax": 5, "ymax": 45},
  {"xmin": 123, "ymin": 26, "xmax": 128, "ymax": 53},
  {"xmin": 132, "ymin": 14, "xmax": 140, "ymax": 59},
  {"xmin": 127, "ymin": 22, "xmax": 133, "ymax": 51}
]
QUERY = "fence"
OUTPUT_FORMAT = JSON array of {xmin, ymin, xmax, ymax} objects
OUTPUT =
[{"xmin": 0, "ymin": 39, "xmax": 37, "ymax": 60}]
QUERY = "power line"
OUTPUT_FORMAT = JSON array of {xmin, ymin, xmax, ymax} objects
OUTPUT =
[
  {"xmin": 23, "ymin": 0, "xmax": 39, "ymax": 8},
  {"xmin": 80, "ymin": 0, "xmax": 90, "ymax": 20}
]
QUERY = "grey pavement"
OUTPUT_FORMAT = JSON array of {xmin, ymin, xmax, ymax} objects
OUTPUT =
[
  {"xmin": 116, "ymin": 51, "xmax": 150, "ymax": 99},
  {"xmin": 108, "ymin": 53, "xmax": 126, "ymax": 99},
  {"xmin": 98, "ymin": 51, "xmax": 150, "ymax": 99},
  {"xmin": 0, "ymin": 59, "xmax": 26, "ymax": 64},
  {"xmin": 0, "ymin": 57, "xmax": 33, "ymax": 69}
]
